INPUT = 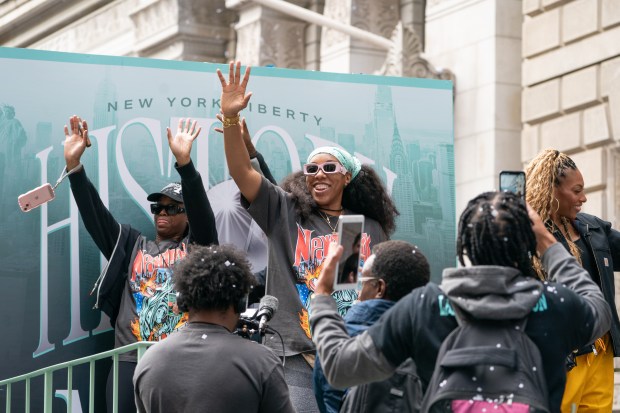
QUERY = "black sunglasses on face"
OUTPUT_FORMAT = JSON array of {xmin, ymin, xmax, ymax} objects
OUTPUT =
[{"xmin": 150, "ymin": 203, "xmax": 186, "ymax": 216}]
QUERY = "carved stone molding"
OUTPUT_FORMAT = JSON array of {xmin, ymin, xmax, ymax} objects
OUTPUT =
[
  {"xmin": 32, "ymin": 0, "xmax": 138, "ymax": 53},
  {"xmin": 322, "ymin": 0, "xmax": 349, "ymax": 49},
  {"xmin": 130, "ymin": 0, "xmax": 236, "ymax": 61},
  {"xmin": 350, "ymin": 0, "xmax": 399, "ymax": 38},
  {"xmin": 229, "ymin": 1, "xmax": 308, "ymax": 68},
  {"xmin": 376, "ymin": 22, "xmax": 455, "ymax": 85},
  {"xmin": 235, "ymin": 20, "xmax": 261, "ymax": 65}
]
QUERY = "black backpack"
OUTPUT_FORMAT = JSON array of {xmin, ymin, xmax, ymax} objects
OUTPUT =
[
  {"xmin": 340, "ymin": 358, "xmax": 423, "ymax": 413},
  {"xmin": 421, "ymin": 311, "xmax": 550, "ymax": 413}
]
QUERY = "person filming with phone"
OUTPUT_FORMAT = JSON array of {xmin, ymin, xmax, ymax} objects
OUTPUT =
[
  {"xmin": 63, "ymin": 115, "xmax": 218, "ymax": 413},
  {"xmin": 314, "ymin": 240, "xmax": 429, "ymax": 413},
  {"xmin": 133, "ymin": 244, "xmax": 294, "ymax": 413}
]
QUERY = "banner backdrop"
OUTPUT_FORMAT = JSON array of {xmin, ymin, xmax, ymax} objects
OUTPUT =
[{"xmin": 0, "ymin": 47, "xmax": 454, "ymax": 411}]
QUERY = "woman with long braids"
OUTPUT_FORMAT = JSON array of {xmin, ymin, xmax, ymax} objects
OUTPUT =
[
  {"xmin": 216, "ymin": 61, "xmax": 397, "ymax": 412},
  {"xmin": 526, "ymin": 148, "xmax": 620, "ymax": 412}
]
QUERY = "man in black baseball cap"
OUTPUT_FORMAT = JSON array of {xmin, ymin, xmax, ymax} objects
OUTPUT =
[
  {"xmin": 148, "ymin": 182, "xmax": 184, "ymax": 203},
  {"xmin": 64, "ymin": 116, "xmax": 218, "ymax": 413},
  {"xmin": 147, "ymin": 183, "xmax": 190, "ymax": 242}
]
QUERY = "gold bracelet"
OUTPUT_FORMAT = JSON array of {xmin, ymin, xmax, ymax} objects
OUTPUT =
[{"xmin": 222, "ymin": 114, "xmax": 240, "ymax": 128}]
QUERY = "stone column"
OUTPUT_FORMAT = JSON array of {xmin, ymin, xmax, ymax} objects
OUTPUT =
[
  {"xmin": 425, "ymin": 0, "xmax": 523, "ymax": 217},
  {"xmin": 320, "ymin": 0, "xmax": 399, "ymax": 74},
  {"xmin": 400, "ymin": 0, "xmax": 426, "ymax": 50},
  {"xmin": 226, "ymin": 0, "xmax": 309, "ymax": 69},
  {"xmin": 130, "ymin": 0, "xmax": 236, "ymax": 62},
  {"xmin": 305, "ymin": 0, "xmax": 325, "ymax": 70}
]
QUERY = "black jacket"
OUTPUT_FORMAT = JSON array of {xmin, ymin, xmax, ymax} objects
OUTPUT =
[
  {"xmin": 69, "ymin": 159, "xmax": 218, "ymax": 326},
  {"xmin": 574, "ymin": 212, "xmax": 620, "ymax": 356}
]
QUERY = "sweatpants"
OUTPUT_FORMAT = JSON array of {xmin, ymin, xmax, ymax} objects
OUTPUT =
[{"xmin": 561, "ymin": 334, "xmax": 613, "ymax": 413}]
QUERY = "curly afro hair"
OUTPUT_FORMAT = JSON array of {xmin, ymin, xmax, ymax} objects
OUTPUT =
[
  {"xmin": 280, "ymin": 165, "xmax": 399, "ymax": 236},
  {"xmin": 370, "ymin": 240, "xmax": 430, "ymax": 301},
  {"xmin": 173, "ymin": 244, "xmax": 255, "ymax": 313}
]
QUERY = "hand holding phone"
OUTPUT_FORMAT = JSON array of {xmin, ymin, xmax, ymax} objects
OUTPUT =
[{"xmin": 18, "ymin": 184, "xmax": 55, "ymax": 212}]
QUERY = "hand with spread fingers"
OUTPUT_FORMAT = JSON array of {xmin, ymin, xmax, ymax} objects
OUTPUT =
[
  {"xmin": 167, "ymin": 118, "xmax": 201, "ymax": 167},
  {"xmin": 216, "ymin": 61, "xmax": 252, "ymax": 119},
  {"xmin": 64, "ymin": 115, "xmax": 92, "ymax": 171},
  {"xmin": 315, "ymin": 242, "xmax": 343, "ymax": 296}
]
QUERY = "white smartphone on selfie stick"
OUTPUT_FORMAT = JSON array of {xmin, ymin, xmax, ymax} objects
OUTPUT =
[{"xmin": 333, "ymin": 215, "xmax": 364, "ymax": 291}]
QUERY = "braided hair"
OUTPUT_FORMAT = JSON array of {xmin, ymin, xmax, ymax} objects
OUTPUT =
[
  {"xmin": 525, "ymin": 148, "xmax": 581, "ymax": 279},
  {"xmin": 280, "ymin": 165, "xmax": 399, "ymax": 236},
  {"xmin": 457, "ymin": 191, "xmax": 537, "ymax": 279}
]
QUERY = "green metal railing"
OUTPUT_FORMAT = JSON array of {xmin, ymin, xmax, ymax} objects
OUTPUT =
[{"xmin": 0, "ymin": 342, "xmax": 156, "ymax": 413}]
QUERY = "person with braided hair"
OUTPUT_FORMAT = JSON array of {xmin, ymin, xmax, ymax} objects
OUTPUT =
[
  {"xmin": 526, "ymin": 148, "xmax": 620, "ymax": 412},
  {"xmin": 309, "ymin": 191, "xmax": 611, "ymax": 412}
]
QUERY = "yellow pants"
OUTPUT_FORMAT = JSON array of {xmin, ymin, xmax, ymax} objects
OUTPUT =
[{"xmin": 561, "ymin": 334, "xmax": 614, "ymax": 413}]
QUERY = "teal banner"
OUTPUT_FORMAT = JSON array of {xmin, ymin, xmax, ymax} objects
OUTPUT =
[{"xmin": 0, "ymin": 47, "xmax": 454, "ymax": 411}]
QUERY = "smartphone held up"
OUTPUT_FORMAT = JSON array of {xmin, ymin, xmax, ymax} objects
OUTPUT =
[
  {"xmin": 499, "ymin": 170, "xmax": 526, "ymax": 200},
  {"xmin": 333, "ymin": 215, "xmax": 365, "ymax": 291}
]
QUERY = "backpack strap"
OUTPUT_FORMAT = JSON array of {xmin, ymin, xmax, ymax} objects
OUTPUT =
[{"xmin": 441, "ymin": 346, "xmax": 517, "ymax": 369}]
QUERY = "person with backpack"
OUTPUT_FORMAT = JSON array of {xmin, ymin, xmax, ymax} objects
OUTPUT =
[
  {"xmin": 313, "ymin": 240, "xmax": 429, "ymax": 413},
  {"xmin": 309, "ymin": 191, "xmax": 612, "ymax": 412}
]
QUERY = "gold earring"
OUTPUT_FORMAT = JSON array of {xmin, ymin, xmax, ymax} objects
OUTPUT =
[{"xmin": 553, "ymin": 197, "xmax": 560, "ymax": 213}]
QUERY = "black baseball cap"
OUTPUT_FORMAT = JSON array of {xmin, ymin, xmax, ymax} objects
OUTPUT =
[{"xmin": 147, "ymin": 183, "xmax": 184, "ymax": 203}]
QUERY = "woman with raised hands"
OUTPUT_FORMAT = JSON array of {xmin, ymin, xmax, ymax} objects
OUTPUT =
[{"xmin": 216, "ymin": 61, "xmax": 397, "ymax": 412}]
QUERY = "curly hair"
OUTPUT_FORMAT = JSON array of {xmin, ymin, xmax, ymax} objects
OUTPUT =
[
  {"xmin": 279, "ymin": 165, "xmax": 399, "ymax": 236},
  {"xmin": 457, "ymin": 191, "xmax": 537, "ymax": 279},
  {"xmin": 371, "ymin": 240, "xmax": 430, "ymax": 301},
  {"xmin": 525, "ymin": 148, "xmax": 581, "ymax": 279},
  {"xmin": 173, "ymin": 244, "xmax": 255, "ymax": 313}
]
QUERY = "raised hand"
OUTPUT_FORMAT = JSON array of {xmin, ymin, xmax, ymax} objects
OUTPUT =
[
  {"xmin": 216, "ymin": 61, "xmax": 252, "ymax": 117},
  {"xmin": 167, "ymin": 118, "xmax": 201, "ymax": 167},
  {"xmin": 64, "ymin": 115, "xmax": 91, "ymax": 170}
]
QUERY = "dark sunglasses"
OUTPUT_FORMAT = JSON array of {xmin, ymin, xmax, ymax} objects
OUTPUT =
[
  {"xmin": 303, "ymin": 161, "xmax": 347, "ymax": 176},
  {"xmin": 150, "ymin": 203, "xmax": 186, "ymax": 216}
]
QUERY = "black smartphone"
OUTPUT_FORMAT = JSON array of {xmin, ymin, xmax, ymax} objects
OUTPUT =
[
  {"xmin": 499, "ymin": 170, "xmax": 526, "ymax": 200},
  {"xmin": 334, "ymin": 215, "xmax": 364, "ymax": 290}
]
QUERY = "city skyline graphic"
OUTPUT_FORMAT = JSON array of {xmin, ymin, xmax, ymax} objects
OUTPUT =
[{"xmin": 0, "ymin": 49, "xmax": 453, "ymax": 411}]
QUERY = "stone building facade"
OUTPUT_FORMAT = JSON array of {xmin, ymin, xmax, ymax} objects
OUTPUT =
[
  {"xmin": 522, "ymin": 0, "xmax": 620, "ymax": 227},
  {"xmin": 520, "ymin": 1, "xmax": 620, "ymax": 404},
  {"xmin": 1, "ymin": 0, "xmax": 620, "ymax": 401}
]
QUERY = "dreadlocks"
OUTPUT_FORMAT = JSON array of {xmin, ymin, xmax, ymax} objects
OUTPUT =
[
  {"xmin": 457, "ymin": 191, "xmax": 537, "ymax": 279},
  {"xmin": 525, "ymin": 148, "xmax": 581, "ymax": 279}
]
